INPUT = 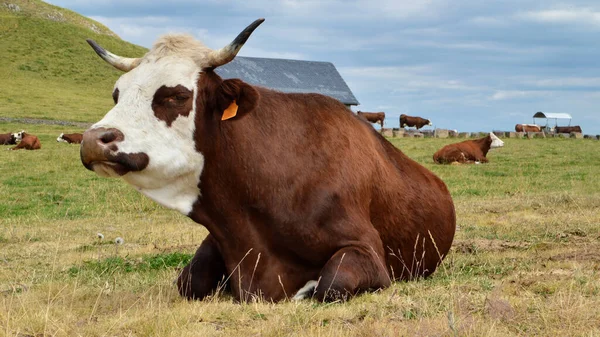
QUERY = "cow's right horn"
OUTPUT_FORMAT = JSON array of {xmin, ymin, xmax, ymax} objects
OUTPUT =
[
  {"xmin": 86, "ymin": 39, "xmax": 142, "ymax": 72},
  {"xmin": 204, "ymin": 18, "xmax": 265, "ymax": 69}
]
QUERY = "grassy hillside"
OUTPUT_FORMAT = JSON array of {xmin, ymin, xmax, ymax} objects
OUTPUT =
[
  {"xmin": 0, "ymin": 0, "xmax": 148, "ymax": 122},
  {"xmin": 1, "ymin": 125, "xmax": 599, "ymax": 335}
]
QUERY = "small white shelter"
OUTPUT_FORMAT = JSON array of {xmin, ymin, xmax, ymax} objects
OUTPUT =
[{"xmin": 532, "ymin": 112, "xmax": 572, "ymax": 128}]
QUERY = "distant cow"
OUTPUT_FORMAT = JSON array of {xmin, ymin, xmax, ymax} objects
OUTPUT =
[
  {"xmin": 57, "ymin": 133, "xmax": 83, "ymax": 144},
  {"xmin": 400, "ymin": 114, "xmax": 431, "ymax": 130},
  {"xmin": 80, "ymin": 19, "xmax": 456, "ymax": 302},
  {"xmin": 10, "ymin": 132, "xmax": 41, "ymax": 150},
  {"xmin": 433, "ymin": 132, "xmax": 504, "ymax": 164},
  {"xmin": 0, "ymin": 130, "xmax": 24, "ymax": 145},
  {"xmin": 357, "ymin": 111, "xmax": 385, "ymax": 128},
  {"xmin": 515, "ymin": 124, "xmax": 542, "ymax": 132},
  {"xmin": 554, "ymin": 126, "xmax": 582, "ymax": 134}
]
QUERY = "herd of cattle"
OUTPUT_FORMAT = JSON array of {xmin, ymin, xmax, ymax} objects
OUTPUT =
[{"xmin": 0, "ymin": 131, "xmax": 82, "ymax": 150}]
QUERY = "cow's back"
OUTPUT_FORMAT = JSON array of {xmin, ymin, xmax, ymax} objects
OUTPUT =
[{"xmin": 371, "ymin": 134, "xmax": 456, "ymax": 278}]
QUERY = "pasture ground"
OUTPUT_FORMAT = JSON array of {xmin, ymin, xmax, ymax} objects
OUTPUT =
[{"xmin": 1, "ymin": 122, "xmax": 599, "ymax": 336}]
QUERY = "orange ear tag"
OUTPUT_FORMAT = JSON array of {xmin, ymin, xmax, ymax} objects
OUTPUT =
[{"xmin": 222, "ymin": 100, "xmax": 239, "ymax": 120}]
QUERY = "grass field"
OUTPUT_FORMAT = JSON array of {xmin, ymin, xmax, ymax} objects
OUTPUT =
[
  {"xmin": 1, "ymin": 122, "xmax": 599, "ymax": 336},
  {"xmin": 0, "ymin": 0, "xmax": 147, "ymax": 123}
]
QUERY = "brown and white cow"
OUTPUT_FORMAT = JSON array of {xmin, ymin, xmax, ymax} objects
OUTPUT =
[
  {"xmin": 356, "ymin": 111, "xmax": 385, "ymax": 128},
  {"xmin": 57, "ymin": 133, "xmax": 83, "ymax": 144},
  {"xmin": 10, "ymin": 132, "xmax": 41, "ymax": 150},
  {"xmin": 433, "ymin": 132, "xmax": 504, "ymax": 164},
  {"xmin": 80, "ymin": 19, "xmax": 456, "ymax": 302},
  {"xmin": 515, "ymin": 124, "xmax": 542, "ymax": 132},
  {"xmin": 554, "ymin": 125, "xmax": 582, "ymax": 134},
  {"xmin": 0, "ymin": 130, "xmax": 24, "ymax": 145},
  {"xmin": 400, "ymin": 114, "xmax": 431, "ymax": 130}
]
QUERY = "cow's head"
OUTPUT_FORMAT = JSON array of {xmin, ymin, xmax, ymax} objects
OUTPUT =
[
  {"xmin": 57, "ymin": 133, "xmax": 66, "ymax": 142},
  {"xmin": 13, "ymin": 130, "xmax": 24, "ymax": 142},
  {"xmin": 427, "ymin": 119, "xmax": 432, "ymax": 126},
  {"xmin": 80, "ymin": 19, "xmax": 264, "ymax": 215},
  {"xmin": 489, "ymin": 132, "xmax": 504, "ymax": 148}
]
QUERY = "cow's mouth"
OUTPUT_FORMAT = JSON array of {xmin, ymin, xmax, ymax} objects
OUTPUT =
[{"xmin": 82, "ymin": 150, "xmax": 150, "ymax": 177}]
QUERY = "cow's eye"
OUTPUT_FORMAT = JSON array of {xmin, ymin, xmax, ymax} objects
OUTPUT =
[{"xmin": 175, "ymin": 94, "xmax": 189, "ymax": 101}]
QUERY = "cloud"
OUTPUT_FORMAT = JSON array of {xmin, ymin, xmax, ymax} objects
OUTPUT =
[
  {"xmin": 490, "ymin": 90, "xmax": 555, "ymax": 101},
  {"xmin": 517, "ymin": 8, "xmax": 600, "ymax": 26}
]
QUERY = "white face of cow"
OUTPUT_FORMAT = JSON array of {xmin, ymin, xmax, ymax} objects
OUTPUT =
[
  {"xmin": 13, "ymin": 131, "xmax": 24, "ymax": 142},
  {"xmin": 81, "ymin": 19, "xmax": 265, "ymax": 216},
  {"xmin": 89, "ymin": 56, "xmax": 205, "ymax": 214},
  {"xmin": 489, "ymin": 132, "xmax": 504, "ymax": 149},
  {"xmin": 57, "ymin": 133, "xmax": 67, "ymax": 142}
]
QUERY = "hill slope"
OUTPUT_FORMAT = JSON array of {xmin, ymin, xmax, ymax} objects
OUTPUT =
[{"xmin": 0, "ymin": 0, "xmax": 148, "ymax": 122}]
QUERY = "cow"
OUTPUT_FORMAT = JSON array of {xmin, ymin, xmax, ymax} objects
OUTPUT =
[
  {"xmin": 356, "ymin": 111, "xmax": 385, "ymax": 128},
  {"xmin": 433, "ymin": 132, "xmax": 504, "ymax": 164},
  {"xmin": 10, "ymin": 132, "xmax": 41, "ymax": 150},
  {"xmin": 554, "ymin": 126, "xmax": 582, "ymax": 134},
  {"xmin": 0, "ymin": 130, "xmax": 24, "ymax": 145},
  {"xmin": 400, "ymin": 114, "xmax": 431, "ymax": 130},
  {"xmin": 57, "ymin": 133, "xmax": 83, "ymax": 144},
  {"xmin": 80, "ymin": 18, "xmax": 456, "ymax": 303},
  {"xmin": 515, "ymin": 124, "xmax": 542, "ymax": 133}
]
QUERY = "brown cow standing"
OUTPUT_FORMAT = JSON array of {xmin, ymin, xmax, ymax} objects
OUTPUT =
[
  {"xmin": 433, "ymin": 132, "xmax": 504, "ymax": 164},
  {"xmin": 515, "ymin": 124, "xmax": 542, "ymax": 132},
  {"xmin": 80, "ymin": 19, "xmax": 456, "ymax": 302},
  {"xmin": 10, "ymin": 132, "xmax": 41, "ymax": 150},
  {"xmin": 57, "ymin": 133, "xmax": 83, "ymax": 144},
  {"xmin": 0, "ymin": 131, "xmax": 23, "ymax": 145},
  {"xmin": 554, "ymin": 126, "xmax": 582, "ymax": 133},
  {"xmin": 356, "ymin": 111, "xmax": 385, "ymax": 128},
  {"xmin": 400, "ymin": 114, "xmax": 431, "ymax": 130}
]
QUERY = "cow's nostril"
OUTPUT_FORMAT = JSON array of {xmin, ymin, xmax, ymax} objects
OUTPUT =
[
  {"xmin": 98, "ymin": 129, "xmax": 123, "ymax": 144},
  {"xmin": 100, "ymin": 132, "xmax": 116, "ymax": 144}
]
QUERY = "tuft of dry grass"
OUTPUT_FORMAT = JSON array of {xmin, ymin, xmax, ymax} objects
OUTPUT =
[{"xmin": 1, "ymin": 125, "xmax": 600, "ymax": 336}]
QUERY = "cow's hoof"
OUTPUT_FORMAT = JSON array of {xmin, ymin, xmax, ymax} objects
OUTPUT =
[{"xmin": 292, "ymin": 280, "xmax": 318, "ymax": 301}]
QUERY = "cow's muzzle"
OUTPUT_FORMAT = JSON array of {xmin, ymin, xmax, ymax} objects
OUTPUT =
[{"xmin": 80, "ymin": 127, "xmax": 149, "ymax": 177}]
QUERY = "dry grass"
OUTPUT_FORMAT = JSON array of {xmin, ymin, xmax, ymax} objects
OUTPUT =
[{"xmin": 1, "ymin": 124, "xmax": 600, "ymax": 336}]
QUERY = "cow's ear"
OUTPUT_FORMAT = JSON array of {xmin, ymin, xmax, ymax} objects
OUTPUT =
[{"xmin": 218, "ymin": 79, "xmax": 259, "ymax": 121}]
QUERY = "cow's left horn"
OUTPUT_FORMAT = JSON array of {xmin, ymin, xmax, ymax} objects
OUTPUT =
[
  {"xmin": 205, "ymin": 18, "xmax": 265, "ymax": 69},
  {"xmin": 86, "ymin": 39, "xmax": 142, "ymax": 72}
]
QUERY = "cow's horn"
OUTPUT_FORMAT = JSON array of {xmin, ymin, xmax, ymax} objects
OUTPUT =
[
  {"xmin": 205, "ymin": 18, "xmax": 265, "ymax": 69},
  {"xmin": 86, "ymin": 39, "xmax": 142, "ymax": 72}
]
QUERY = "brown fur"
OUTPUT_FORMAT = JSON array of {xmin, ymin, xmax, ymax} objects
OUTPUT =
[
  {"xmin": 58, "ymin": 133, "xmax": 84, "ymax": 144},
  {"xmin": 554, "ymin": 126, "xmax": 582, "ymax": 133},
  {"xmin": 515, "ymin": 124, "xmax": 541, "ymax": 132},
  {"xmin": 433, "ymin": 134, "xmax": 493, "ymax": 164},
  {"xmin": 357, "ymin": 111, "xmax": 385, "ymax": 128},
  {"xmin": 11, "ymin": 133, "xmax": 41, "ymax": 150},
  {"xmin": 0, "ymin": 133, "xmax": 17, "ymax": 145},
  {"xmin": 176, "ymin": 71, "xmax": 456, "ymax": 302},
  {"xmin": 400, "ymin": 114, "xmax": 431, "ymax": 129}
]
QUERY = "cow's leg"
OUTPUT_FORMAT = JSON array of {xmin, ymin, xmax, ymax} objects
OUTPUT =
[
  {"xmin": 296, "ymin": 241, "xmax": 391, "ymax": 302},
  {"xmin": 177, "ymin": 234, "xmax": 228, "ymax": 300}
]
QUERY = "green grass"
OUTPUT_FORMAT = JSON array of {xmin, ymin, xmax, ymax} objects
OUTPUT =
[
  {"xmin": 0, "ymin": 0, "xmax": 147, "ymax": 122},
  {"xmin": 1, "ymin": 123, "xmax": 600, "ymax": 336}
]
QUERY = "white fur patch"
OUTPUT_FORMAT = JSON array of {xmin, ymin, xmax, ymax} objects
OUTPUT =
[
  {"xmin": 57, "ymin": 133, "xmax": 67, "ymax": 142},
  {"xmin": 292, "ymin": 280, "xmax": 319, "ymax": 301},
  {"xmin": 91, "ymin": 55, "xmax": 204, "ymax": 215},
  {"xmin": 489, "ymin": 132, "xmax": 504, "ymax": 149},
  {"xmin": 13, "ymin": 130, "xmax": 24, "ymax": 142}
]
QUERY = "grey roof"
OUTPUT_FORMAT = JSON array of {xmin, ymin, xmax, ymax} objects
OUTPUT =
[{"xmin": 216, "ymin": 56, "xmax": 359, "ymax": 106}]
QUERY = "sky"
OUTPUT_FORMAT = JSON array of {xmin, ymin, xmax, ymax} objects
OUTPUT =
[{"xmin": 46, "ymin": 0, "xmax": 600, "ymax": 133}]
